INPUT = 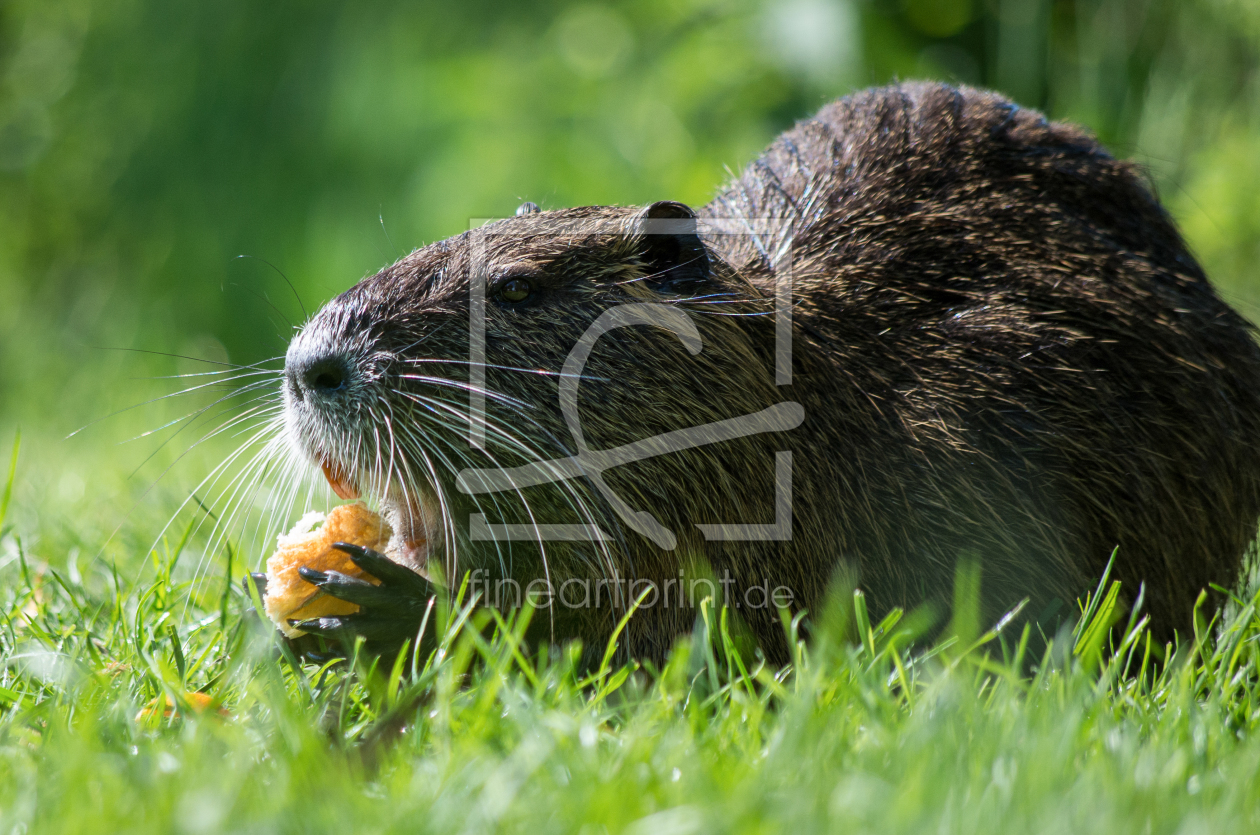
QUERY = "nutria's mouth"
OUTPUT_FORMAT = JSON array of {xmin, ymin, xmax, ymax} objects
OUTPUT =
[{"xmin": 316, "ymin": 452, "xmax": 438, "ymax": 576}]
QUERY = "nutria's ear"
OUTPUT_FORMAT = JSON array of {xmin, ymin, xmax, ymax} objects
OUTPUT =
[{"xmin": 634, "ymin": 201, "xmax": 710, "ymax": 293}]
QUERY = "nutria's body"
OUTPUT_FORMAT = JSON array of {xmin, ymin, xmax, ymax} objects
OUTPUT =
[{"xmin": 281, "ymin": 82, "xmax": 1260, "ymax": 663}]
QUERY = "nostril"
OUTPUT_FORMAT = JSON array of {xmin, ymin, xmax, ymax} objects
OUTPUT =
[{"xmin": 303, "ymin": 358, "xmax": 351, "ymax": 395}]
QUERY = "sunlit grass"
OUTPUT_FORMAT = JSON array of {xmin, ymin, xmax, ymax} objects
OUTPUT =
[{"xmin": 0, "ymin": 433, "xmax": 1258, "ymax": 834}]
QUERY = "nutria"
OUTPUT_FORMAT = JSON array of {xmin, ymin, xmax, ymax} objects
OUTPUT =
[{"xmin": 271, "ymin": 81, "xmax": 1260, "ymax": 664}]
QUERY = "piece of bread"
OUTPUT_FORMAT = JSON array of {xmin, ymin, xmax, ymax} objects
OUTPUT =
[{"xmin": 263, "ymin": 503, "xmax": 393, "ymax": 638}]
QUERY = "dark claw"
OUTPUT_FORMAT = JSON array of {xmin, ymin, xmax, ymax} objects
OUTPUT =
[
  {"xmin": 331, "ymin": 542, "xmax": 429, "ymax": 591},
  {"xmin": 290, "ymin": 616, "xmax": 353, "ymax": 638},
  {"xmin": 291, "ymin": 614, "xmax": 413, "ymax": 644},
  {"xmin": 242, "ymin": 574, "xmax": 268, "ymax": 626},
  {"xmin": 306, "ymin": 569, "xmax": 395, "ymax": 608},
  {"xmin": 297, "ymin": 566, "xmax": 329, "ymax": 584}
]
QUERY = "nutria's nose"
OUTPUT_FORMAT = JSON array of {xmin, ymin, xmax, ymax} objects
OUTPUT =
[{"xmin": 287, "ymin": 354, "xmax": 354, "ymax": 401}]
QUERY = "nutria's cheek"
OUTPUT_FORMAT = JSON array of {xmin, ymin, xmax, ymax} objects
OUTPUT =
[{"xmin": 381, "ymin": 488, "xmax": 442, "ymax": 575}]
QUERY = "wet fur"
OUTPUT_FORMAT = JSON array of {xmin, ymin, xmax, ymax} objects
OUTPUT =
[{"xmin": 284, "ymin": 82, "xmax": 1260, "ymax": 662}]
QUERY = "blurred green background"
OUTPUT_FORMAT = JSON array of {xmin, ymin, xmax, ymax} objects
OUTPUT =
[{"xmin": 0, "ymin": 0, "xmax": 1258, "ymax": 567}]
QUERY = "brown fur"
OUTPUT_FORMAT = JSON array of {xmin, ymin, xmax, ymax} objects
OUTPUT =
[{"xmin": 283, "ymin": 82, "xmax": 1260, "ymax": 662}]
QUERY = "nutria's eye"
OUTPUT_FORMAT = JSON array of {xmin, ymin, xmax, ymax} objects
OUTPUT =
[{"xmin": 495, "ymin": 277, "xmax": 534, "ymax": 305}]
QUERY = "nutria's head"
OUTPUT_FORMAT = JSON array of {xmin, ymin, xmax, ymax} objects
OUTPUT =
[{"xmin": 282, "ymin": 201, "xmax": 777, "ymax": 592}]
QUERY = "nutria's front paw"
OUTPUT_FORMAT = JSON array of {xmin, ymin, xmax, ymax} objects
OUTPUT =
[{"xmin": 288, "ymin": 542, "xmax": 438, "ymax": 659}]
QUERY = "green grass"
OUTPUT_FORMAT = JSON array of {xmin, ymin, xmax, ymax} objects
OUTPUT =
[
  {"xmin": 1, "ymin": 2, "xmax": 1257, "ymax": 831},
  {"xmin": 2, "ymin": 434, "xmax": 1260, "ymax": 834}
]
